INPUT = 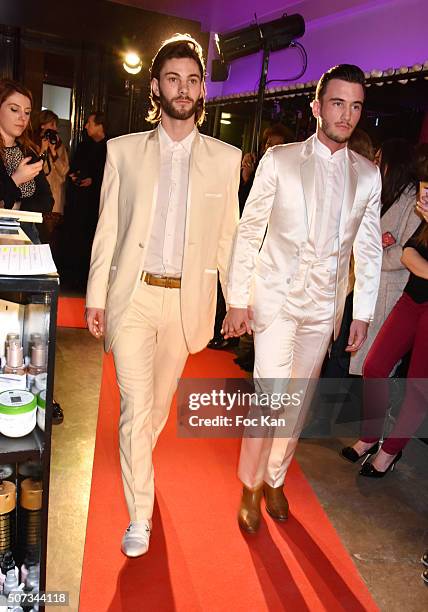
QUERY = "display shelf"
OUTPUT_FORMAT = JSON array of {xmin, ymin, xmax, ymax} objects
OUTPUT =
[
  {"xmin": 0, "ymin": 426, "xmax": 43, "ymax": 459},
  {"xmin": 0, "ymin": 270, "xmax": 59, "ymax": 612}
]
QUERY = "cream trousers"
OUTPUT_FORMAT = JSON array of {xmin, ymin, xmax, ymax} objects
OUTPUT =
[
  {"xmin": 112, "ymin": 281, "xmax": 189, "ymax": 521},
  {"xmin": 239, "ymin": 261, "xmax": 335, "ymax": 489}
]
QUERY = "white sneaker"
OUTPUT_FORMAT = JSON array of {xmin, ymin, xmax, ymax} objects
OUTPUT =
[{"xmin": 121, "ymin": 520, "xmax": 152, "ymax": 557}]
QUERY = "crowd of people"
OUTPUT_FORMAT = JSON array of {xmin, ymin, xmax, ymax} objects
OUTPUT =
[
  {"xmin": 0, "ymin": 34, "xmax": 427, "ymax": 576},
  {"xmin": 0, "ymin": 77, "xmax": 107, "ymax": 291},
  {"xmin": 0, "ymin": 77, "xmax": 107, "ymax": 422}
]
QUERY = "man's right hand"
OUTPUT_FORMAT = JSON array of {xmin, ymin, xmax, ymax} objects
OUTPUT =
[
  {"xmin": 12, "ymin": 157, "xmax": 43, "ymax": 186},
  {"xmin": 221, "ymin": 307, "xmax": 252, "ymax": 338},
  {"xmin": 86, "ymin": 307, "xmax": 105, "ymax": 339}
]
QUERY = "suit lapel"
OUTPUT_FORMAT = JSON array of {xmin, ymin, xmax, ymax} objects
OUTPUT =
[
  {"xmin": 339, "ymin": 150, "xmax": 358, "ymax": 241},
  {"xmin": 186, "ymin": 131, "xmax": 201, "ymax": 246},
  {"xmin": 300, "ymin": 136, "xmax": 316, "ymax": 235},
  {"xmin": 138, "ymin": 128, "xmax": 160, "ymax": 247}
]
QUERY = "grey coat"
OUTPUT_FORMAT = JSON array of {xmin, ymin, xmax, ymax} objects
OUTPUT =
[{"xmin": 350, "ymin": 187, "xmax": 421, "ymax": 375}]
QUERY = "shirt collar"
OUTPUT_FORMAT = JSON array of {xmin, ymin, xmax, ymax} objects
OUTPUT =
[
  {"xmin": 314, "ymin": 134, "xmax": 347, "ymax": 161},
  {"xmin": 159, "ymin": 123, "xmax": 196, "ymax": 154}
]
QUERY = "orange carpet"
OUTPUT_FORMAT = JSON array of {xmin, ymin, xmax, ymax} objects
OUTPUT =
[
  {"xmin": 77, "ymin": 340, "xmax": 379, "ymax": 611},
  {"xmin": 57, "ymin": 297, "xmax": 87, "ymax": 328}
]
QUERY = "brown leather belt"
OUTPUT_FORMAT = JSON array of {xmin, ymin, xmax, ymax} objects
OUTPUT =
[{"xmin": 142, "ymin": 272, "xmax": 181, "ymax": 288}]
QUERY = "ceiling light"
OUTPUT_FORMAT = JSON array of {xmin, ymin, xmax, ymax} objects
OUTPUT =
[{"xmin": 123, "ymin": 51, "xmax": 142, "ymax": 75}]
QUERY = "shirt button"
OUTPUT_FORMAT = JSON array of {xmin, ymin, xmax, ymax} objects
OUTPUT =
[
  {"xmin": 138, "ymin": 243, "xmax": 144, "ymax": 249},
  {"xmin": 286, "ymin": 278, "xmax": 291, "ymax": 284}
]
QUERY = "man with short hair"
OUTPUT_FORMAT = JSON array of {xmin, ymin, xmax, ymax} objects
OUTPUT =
[
  {"xmin": 223, "ymin": 64, "xmax": 382, "ymax": 533},
  {"xmin": 66, "ymin": 111, "xmax": 107, "ymax": 288},
  {"xmin": 86, "ymin": 35, "xmax": 241, "ymax": 556}
]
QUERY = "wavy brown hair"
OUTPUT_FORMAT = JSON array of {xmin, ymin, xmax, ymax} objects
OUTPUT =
[
  {"xmin": 147, "ymin": 34, "xmax": 206, "ymax": 126},
  {"xmin": 0, "ymin": 79, "xmax": 38, "ymax": 158}
]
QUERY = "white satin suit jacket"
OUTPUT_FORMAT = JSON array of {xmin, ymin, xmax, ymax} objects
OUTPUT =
[{"xmin": 227, "ymin": 134, "xmax": 383, "ymax": 338}]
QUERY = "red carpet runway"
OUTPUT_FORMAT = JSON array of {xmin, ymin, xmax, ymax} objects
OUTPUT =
[{"xmin": 58, "ymin": 298, "xmax": 378, "ymax": 611}]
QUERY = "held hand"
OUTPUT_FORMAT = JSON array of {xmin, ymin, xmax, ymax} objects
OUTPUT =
[
  {"xmin": 416, "ymin": 196, "xmax": 428, "ymax": 223},
  {"xmin": 11, "ymin": 157, "xmax": 43, "ymax": 186},
  {"xmin": 345, "ymin": 319, "xmax": 369, "ymax": 352},
  {"xmin": 79, "ymin": 177, "xmax": 93, "ymax": 188},
  {"xmin": 221, "ymin": 307, "xmax": 252, "ymax": 339},
  {"xmin": 86, "ymin": 307, "xmax": 105, "ymax": 339}
]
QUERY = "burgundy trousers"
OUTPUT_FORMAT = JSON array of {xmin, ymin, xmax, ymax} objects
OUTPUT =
[{"xmin": 361, "ymin": 292, "xmax": 428, "ymax": 455}]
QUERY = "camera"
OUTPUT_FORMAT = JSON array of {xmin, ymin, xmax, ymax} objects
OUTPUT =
[{"xmin": 43, "ymin": 129, "xmax": 59, "ymax": 146}]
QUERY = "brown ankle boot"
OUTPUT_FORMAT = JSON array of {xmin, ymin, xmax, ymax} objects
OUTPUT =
[
  {"xmin": 263, "ymin": 483, "xmax": 289, "ymax": 521},
  {"xmin": 238, "ymin": 485, "xmax": 263, "ymax": 533}
]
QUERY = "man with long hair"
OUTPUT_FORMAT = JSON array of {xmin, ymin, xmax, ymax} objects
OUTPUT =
[
  {"xmin": 223, "ymin": 64, "xmax": 383, "ymax": 533},
  {"xmin": 86, "ymin": 35, "xmax": 241, "ymax": 556}
]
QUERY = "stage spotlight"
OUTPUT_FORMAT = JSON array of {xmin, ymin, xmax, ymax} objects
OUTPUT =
[
  {"xmin": 212, "ymin": 13, "xmax": 306, "ymax": 154},
  {"xmin": 123, "ymin": 51, "xmax": 142, "ymax": 75},
  {"xmin": 215, "ymin": 14, "xmax": 305, "ymax": 64}
]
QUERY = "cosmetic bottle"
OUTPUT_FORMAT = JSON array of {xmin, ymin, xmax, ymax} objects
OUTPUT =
[
  {"xmin": 4, "ymin": 343, "xmax": 25, "ymax": 377},
  {"xmin": 26, "ymin": 345, "xmax": 47, "ymax": 392}
]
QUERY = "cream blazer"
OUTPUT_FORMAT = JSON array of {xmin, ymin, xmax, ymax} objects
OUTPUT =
[
  {"xmin": 86, "ymin": 127, "xmax": 241, "ymax": 353},
  {"xmin": 227, "ymin": 135, "xmax": 383, "ymax": 339}
]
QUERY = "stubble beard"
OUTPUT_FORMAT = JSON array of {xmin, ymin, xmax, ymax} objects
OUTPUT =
[
  {"xmin": 159, "ymin": 89, "xmax": 200, "ymax": 121},
  {"xmin": 319, "ymin": 117, "xmax": 353, "ymax": 144}
]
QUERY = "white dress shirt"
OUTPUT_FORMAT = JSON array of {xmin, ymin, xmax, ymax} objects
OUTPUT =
[
  {"xmin": 312, "ymin": 135, "xmax": 347, "ymax": 261},
  {"xmin": 145, "ymin": 124, "xmax": 196, "ymax": 277}
]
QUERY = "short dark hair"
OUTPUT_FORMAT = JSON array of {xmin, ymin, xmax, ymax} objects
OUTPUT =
[
  {"xmin": 348, "ymin": 128, "xmax": 374, "ymax": 161},
  {"xmin": 89, "ymin": 111, "xmax": 107, "ymax": 132},
  {"xmin": 315, "ymin": 64, "xmax": 366, "ymax": 101},
  {"xmin": 147, "ymin": 33, "xmax": 206, "ymax": 126},
  {"xmin": 262, "ymin": 123, "xmax": 294, "ymax": 145}
]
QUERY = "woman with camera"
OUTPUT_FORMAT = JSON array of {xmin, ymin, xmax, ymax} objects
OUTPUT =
[
  {"xmin": 36, "ymin": 109, "xmax": 69, "ymax": 245},
  {"xmin": 0, "ymin": 79, "xmax": 53, "ymax": 242}
]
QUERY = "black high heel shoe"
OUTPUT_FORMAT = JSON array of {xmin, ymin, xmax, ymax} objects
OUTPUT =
[
  {"xmin": 359, "ymin": 450, "xmax": 402, "ymax": 478},
  {"xmin": 340, "ymin": 442, "xmax": 380, "ymax": 464}
]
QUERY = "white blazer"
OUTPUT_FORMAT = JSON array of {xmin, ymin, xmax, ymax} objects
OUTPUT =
[{"xmin": 227, "ymin": 135, "xmax": 383, "ymax": 338}]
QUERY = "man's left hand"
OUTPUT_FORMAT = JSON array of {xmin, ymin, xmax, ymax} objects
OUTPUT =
[{"xmin": 345, "ymin": 319, "xmax": 369, "ymax": 352}]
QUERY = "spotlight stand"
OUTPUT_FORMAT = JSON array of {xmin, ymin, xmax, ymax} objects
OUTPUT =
[{"xmin": 251, "ymin": 44, "xmax": 271, "ymax": 155}]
